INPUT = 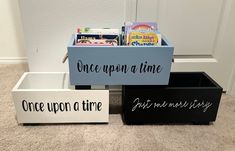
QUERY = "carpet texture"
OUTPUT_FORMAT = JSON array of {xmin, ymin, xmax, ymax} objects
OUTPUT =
[{"xmin": 0, "ymin": 64, "xmax": 235, "ymax": 151}]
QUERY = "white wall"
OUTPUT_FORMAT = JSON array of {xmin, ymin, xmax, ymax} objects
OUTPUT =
[{"xmin": 0, "ymin": 0, "xmax": 26, "ymax": 62}]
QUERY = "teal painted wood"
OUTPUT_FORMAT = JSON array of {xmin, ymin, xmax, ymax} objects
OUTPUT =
[{"xmin": 67, "ymin": 35, "xmax": 174, "ymax": 85}]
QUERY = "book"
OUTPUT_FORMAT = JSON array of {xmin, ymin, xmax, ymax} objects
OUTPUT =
[
  {"xmin": 75, "ymin": 33, "xmax": 119, "ymax": 46},
  {"xmin": 124, "ymin": 22, "xmax": 161, "ymax": 46},
  {"xmin": 128, "ymin": 30, "xmax": 161, "ymax": 46},
  {"xmin": 76, "ymin": 39, "xmax": 118, "ymax": 46},
  {"xmin": 124, "ymin": 22, "xmax": 158, "ymax": 32}
]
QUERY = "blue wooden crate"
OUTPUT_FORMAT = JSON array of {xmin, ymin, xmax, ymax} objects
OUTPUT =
[{"xmin": 67, "ymin": 34, "xmax": 174, "ymax": 85}]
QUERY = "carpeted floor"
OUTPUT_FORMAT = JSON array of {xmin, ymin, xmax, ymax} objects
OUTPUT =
[{"xmin": 0, "ymin": 64, "xmax": 235, "ymax": 151}]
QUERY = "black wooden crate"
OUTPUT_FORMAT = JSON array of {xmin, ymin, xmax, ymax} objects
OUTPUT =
[{"xmin": 122, "ymin": 72, "xmax": 223, "ymax": 124}]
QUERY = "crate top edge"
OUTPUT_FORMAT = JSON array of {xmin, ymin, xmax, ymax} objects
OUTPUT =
[
  {"xmin": 122, "ymin": 72, "xmax": 223, "ymax": 90},
  {"xmin": 11, "ymin": 72, "xmax": 109, "ymax": 92},
  {"xmin": 12, "ymin": 89, "xmax": 109, "ymax": 92},
  {"xmin": 67, "ymin": 34, "xmax": 174, "ymax": 48},
  {"xmin": 122, "ymin": 86, "xmax": 222, "ymax": 90}
]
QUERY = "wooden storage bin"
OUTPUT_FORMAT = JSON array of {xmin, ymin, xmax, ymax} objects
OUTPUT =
[
  {"xmin": 12, "ymin": 72, "xmax": 109, "ymax": 123},
  {"xmin": 67, "ymin": 35, "xmax": 174, "ymax": 85},
  {"xmin": 122, "ymin": 72, "xmax": 223, "ymax": 124}
]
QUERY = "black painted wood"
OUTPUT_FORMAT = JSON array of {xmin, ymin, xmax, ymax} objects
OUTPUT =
[
  {"xmin": 122, "ymin": 72, "xmax": 223, "ymax": 125},
  {"xmin": 75, "ymin": 85, "xmax": 91, "ymax": 90}
]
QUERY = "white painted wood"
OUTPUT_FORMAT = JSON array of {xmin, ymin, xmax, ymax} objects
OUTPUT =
[
  {"xmin": 137, "ymin": 0, "xmax": 224, "ymax": 55},
  {"xmin": 0, "ymin": 57, "xmax": 27, "ymax": 64},
  {"xmin": 158, "ymin": 0, "xmax": 223, "ymax": 55},
  {"xmin": 136, "ymin": 0, "xmax": 159, "ymax": 22},
  {"xmin": 12, "ymin": 72, "xmax": 109, "ymax": 123},
  {"xmin": 230, "ymin": 86, "xmax": 235, "ymax": 96},
  {"xmin": 136, "ymin": 0, "xmax": 235, "ymax": 91},
  {"xmin": 230, "ymin": 83, "xmax": 235, "ymax": 97},
  {"xmin": 126, "ymin": 0, "xmax": 138, "ymax": 22},
  {"xmin": 174, "ymin": 58, "xmax": 217, "ymax": 63},
  {"xmin": 19, "ymin": 0, "xmax": 126, "ymax": 72},
  {"xmin": 227, "ymin": 64, "xmax": 235, "ymax": 96}
]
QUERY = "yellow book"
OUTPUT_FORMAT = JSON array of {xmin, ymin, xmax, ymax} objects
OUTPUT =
[{"xmin": 128, "ymin": 30, "xmax": 161, "ymax": 46}]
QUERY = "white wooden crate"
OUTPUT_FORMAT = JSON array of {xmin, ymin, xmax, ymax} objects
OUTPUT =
[{"xmin": 12, "ymin": 72, "xmax": 109, "ymax": 124}]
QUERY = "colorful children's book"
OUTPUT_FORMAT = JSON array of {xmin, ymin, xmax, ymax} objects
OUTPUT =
[
  {"xmin": 75, "ymin": 34, "xmax": 119, "ymax": 46},
  {"xmin": 124, "ymin": 22, "xmax": 161, "ymax": 46},
  {"xmin": 76, "ymin": 27, "xmax": 120, "ymax": 46},
  {"xmin": 124, "ymin": 22, "xmax": 158, "ymax": 32},
  {"xmin": 76, "ymin": 39, "xmax": 118, "ymax": 46},
  {"xmin": 128, "ymin": 30, "xmax": 161, "ymax": 46},
  {"xmin": 77, "ymin": 27, "xmax": 120, "ymax": 35}
]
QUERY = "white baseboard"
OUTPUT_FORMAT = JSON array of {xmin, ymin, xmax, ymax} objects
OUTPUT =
[
  {"xmin": 0, "ymin": 57, "xmax": 27, "ymax": 64},
  {"xmin": 228, "ymin": 64, "xmax": 235, "ymax": 96}
]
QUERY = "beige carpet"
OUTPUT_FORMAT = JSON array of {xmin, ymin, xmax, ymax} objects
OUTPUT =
[{"xmin": 0, "ymin": 64, "xmax": 235, "ymax": 151}]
